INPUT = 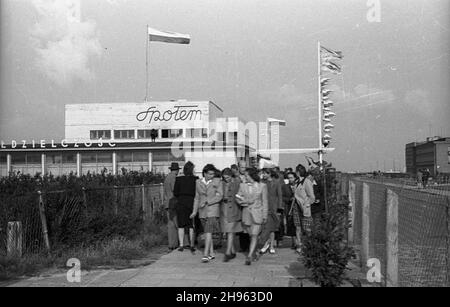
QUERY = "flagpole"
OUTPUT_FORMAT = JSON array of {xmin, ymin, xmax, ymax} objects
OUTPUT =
[
  {"xmin": 317, "ymin": 41, "xmax": 323, "ymax": 167},
  {"xmin": 318, "ymin": 41, "xmax": 328, "ymax": 214},
  {"xmin": 145, "ymin": 24, "xmax": 149, "ymax": 101}
]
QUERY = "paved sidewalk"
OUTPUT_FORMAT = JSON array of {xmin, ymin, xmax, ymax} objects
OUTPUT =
[
  {"xmin": 120, "ymin": 247, "xmax": 305, "ymax": 287},
  {"xmin": 6, "ymin": 242, "xmax": 369, "ymax": 287},
  {"xmin": 6, "ymin": 246, "xmax": 309, "ymax": 287}
]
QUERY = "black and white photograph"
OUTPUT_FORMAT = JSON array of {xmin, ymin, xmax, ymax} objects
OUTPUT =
[{"xmin": 0, "ymin": 0, "xmax": 449, "ymax": 292}]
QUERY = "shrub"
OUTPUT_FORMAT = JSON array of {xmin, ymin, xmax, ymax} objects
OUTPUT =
[
  {"xmin": 0, "ymin": 254, "xmax": 54, "ymax": 281},
  {"xmin": 301, "ymin": 197, "xmax": 355, "ymax": 287},
  {"xmin": 0, "ymin": 171, "xmax": 164, "ymax": 196}
]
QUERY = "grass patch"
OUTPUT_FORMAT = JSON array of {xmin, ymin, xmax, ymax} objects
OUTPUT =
[
  {"xmin": 0, "ymin": 253, "xmax": 55, "ymax": 281},
  {"xmin": 0, "ymin": 223, "xmax": 168, "ymax": 281}
]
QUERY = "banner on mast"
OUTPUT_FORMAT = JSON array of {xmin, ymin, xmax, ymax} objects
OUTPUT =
[{"xmin": 148, "ymin": 27, "xmax": 191, "ymax": 44}]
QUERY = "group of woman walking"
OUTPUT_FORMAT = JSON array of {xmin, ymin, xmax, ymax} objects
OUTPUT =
[{"xmin": 165, "ymin": 160, "xmax": 322, "ymax": 266}]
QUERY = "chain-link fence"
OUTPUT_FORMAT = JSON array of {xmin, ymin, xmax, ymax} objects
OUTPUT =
[
  {"xmin": 339, "ymin": 174, "xmax": 450, "ymax": 287},
  {"xmin": 0, "ymin": 184, "xmax": 165, "ymax": 257}
]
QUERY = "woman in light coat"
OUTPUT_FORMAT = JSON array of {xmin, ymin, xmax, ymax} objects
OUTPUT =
[
  {"xmin": 235, "ymin": 167, "xmax": 268, "ymax": 265},
  {"xmin": 191, "ymin": 164, "xmax": 223, "ymax": 263},
  {"xmin": 293, "ymin": 164, "xmax": 315, "ymax": 254}
]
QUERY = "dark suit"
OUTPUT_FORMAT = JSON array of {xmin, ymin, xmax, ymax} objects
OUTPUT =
[
  {"xmin": 164, "ymin": 172, "xmax": 178, "ymax": 248},
  {"xmin": 282, "ymin": 183, "xmax": 296, "ymax": 237}
]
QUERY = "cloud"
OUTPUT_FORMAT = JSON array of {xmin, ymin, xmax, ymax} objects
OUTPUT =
[{"xmin": 30, "ymin": 0, "xmax": 102, "ymax": 86}]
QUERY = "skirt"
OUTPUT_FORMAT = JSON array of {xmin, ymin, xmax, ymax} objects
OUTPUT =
[
  {"xmin": 176, "ymin": 196, "xmax": 194, "ymax": 229},
  {"xmin": 286, "ymin": 213, "xmax": 296, "ymax": 237},
  {"xmin": 243, "ymin": 224, "xmax": 262, "ymax": 236},
  {"xmin": 221, "ymin": 218, "xmax": 243, "ymax": 233},
  {"xmin": 265, "ymin": 211, "xmax": 280, "ymax": 232},
  {"xmin": 201, "ymin": 217, "xmax": 221, "ymax": 234},
  {"xmin": 292, "ymin": 204, "xmax": 302, "ymax": 228},
  {"xmin": 301, "ymin": 216, "xmax": 313, "ymax": 234},
  {"xmin": 259, "ymin": 211, "xmax": 281, "ymax": 243}
]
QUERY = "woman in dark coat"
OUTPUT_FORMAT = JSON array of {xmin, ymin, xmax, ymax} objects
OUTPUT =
[
  {"xmin": 282, "ymin": 172, "xmax": 298, "ymax": 249},
  {"xmin": 260, "ymin": 168, "xmax": 283, "ymax": 254},
  {"xmin": 221, "ymin": 168, "xmax": 243, "ymax": 262},
  {"xmin": 173, "ymin": 161, "xmax": 198, "ymax": 252}
]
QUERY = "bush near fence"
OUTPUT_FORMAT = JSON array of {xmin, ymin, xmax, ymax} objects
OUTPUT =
[
  {"xmin": 0, "ymin": 169, "xmax": 164, "ymax": 196},
  {"xmin": 0, "ymin": 171, "xmax": 167, "ymax": 280}
]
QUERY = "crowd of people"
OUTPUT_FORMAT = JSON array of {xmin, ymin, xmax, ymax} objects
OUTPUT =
[
  {"xmin": 417, "ymin": 168, "xmax": 431, "ymax": 188},
  {"xmin": 163, "ymin": 160, "xmax": 324, "ymax": 266}
]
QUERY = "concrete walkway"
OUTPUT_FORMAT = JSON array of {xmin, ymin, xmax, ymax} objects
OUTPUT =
[
  {"xmin": 120, "ymin": 247, "xmax": 305, "ymax": 287},
  {"xmin": 6, "ymin": 240, "xmax": 369, "ymax": 287}
]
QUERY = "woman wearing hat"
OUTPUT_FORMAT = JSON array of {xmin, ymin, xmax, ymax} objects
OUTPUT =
[{"xmin": 293, "ymin": 164, "xmax": 315, "ymax": 254}]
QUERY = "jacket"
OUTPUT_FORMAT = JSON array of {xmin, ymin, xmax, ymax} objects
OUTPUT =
[
  {"xmin": 221, "ymin": 178, "xmax": 242, "ymax": 223},
  {"xmin": 163, "ymin": 172, "xmax": 177, "ymax": 209},
  {"xmin": 236, "ymin": 182, "xmax": 268, "ymax": 225},
  {"xmin": 294, "ymin": 177, "xmax": 315, "ymax": 218},
  {"xmin": 265, "ymin": 179, "xmax": 283, "ymax": 213},
  {"xmin": 193, "ymin": 177, "xmax": 223, "ymax": 218},
  {"xmin": 281, "ymin": 183, "xmax": 295, "ymax": 212}
]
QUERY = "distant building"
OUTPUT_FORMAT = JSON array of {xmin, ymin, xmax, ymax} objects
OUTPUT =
[{"xmin": 405, "ymin": 136, "xmax": 450, "ymax": 177}]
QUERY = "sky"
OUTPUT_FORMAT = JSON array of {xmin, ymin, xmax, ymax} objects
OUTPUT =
[{"xmin": 1, "ymin": 0, "xmax": 449, "ymax": 172}]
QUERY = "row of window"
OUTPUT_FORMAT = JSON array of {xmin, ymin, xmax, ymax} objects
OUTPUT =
[
  {"xmin": 0, "ymin": 151, "xmax": 184, "ymax": 165},
  {"xmin": 90, "ymin": 128, "xmax": 208, "ymax": 140}
]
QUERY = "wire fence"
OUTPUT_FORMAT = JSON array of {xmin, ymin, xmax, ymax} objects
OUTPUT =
[
  {"xmin": 339, "ymin": 173, "xmax": 450, "ymax": 287},
  {"xmin": 0, "ymin": 184, "xmax": 165, "ymax": 257}
]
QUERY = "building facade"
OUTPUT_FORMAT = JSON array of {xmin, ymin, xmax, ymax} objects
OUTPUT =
[
  {"xmin": 0, "ymin": 100, "xmax": 259, "ymax": 177},
  {"xmin": 405, "ymin": 136, "xmax": 450, "ymax": 177}
]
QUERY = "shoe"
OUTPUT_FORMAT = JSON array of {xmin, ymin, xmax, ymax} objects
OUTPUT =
[
  {"xmin": 269, "ymin": 248, "xmax": 276, "ymax": 254},
  {"xmin": 178, "ymin": 246, "xmax": 184, "ymax": 252},
  {"xmin": 208, "ymin": 255, "xmax": 215, "ymax": 261},
  {"xmin": 190, "ymin": 246, "xmax": 196, "ymax": 254},
  {"xmin": 201, "ymin": 256, "xmax": 210, "ymax": 263},
  {"xmin": 230, "ymin": 253, "xmax": 236, "ymax": 260},
  {"xmin": 296, "ymin": 247, "xmax": 302, "ymax": 254},
  {"xmin": 259, "ymin": 243, "xmax": 270, "ymax": 254},
  {"xmin": 223, "ymin": 254, "xmax": 232, "ymax": 262},
  {"xmin": 245, "ymin": 256, "xmax": 251, "ymax": 265}
]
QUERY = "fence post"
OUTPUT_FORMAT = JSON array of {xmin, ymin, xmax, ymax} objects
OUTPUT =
[
  {"xmin": 159, "ymin": 183, "xmax": 164, "ymax": 209},
  {"xmin": 141, "ymin": 184, "xmax": 146, "ymax": 221},
  {"xmin": 37, "ymin": 191, "xmax": 51, "ymax": 253},
  {"xmin": 386, "ymin": 189, "xmax": 399, "ymax": 287},
  {"xmin": 362, "ymin": 183, "xmax": 370, "ymax": 267},
  {"xmin": 82, "ymin": 187, "xmax": 87, "ymax": 209},
  {"xmin": 7, "ymin": 221, "xmax": 22, "ymax": 258},
  {"xmin": 348, "ymin": 181, "xmax": 356, "ymax": 244},
  {"xmin": 113, "ymin": 186, "xmax": 118, "ymax": 215}
]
